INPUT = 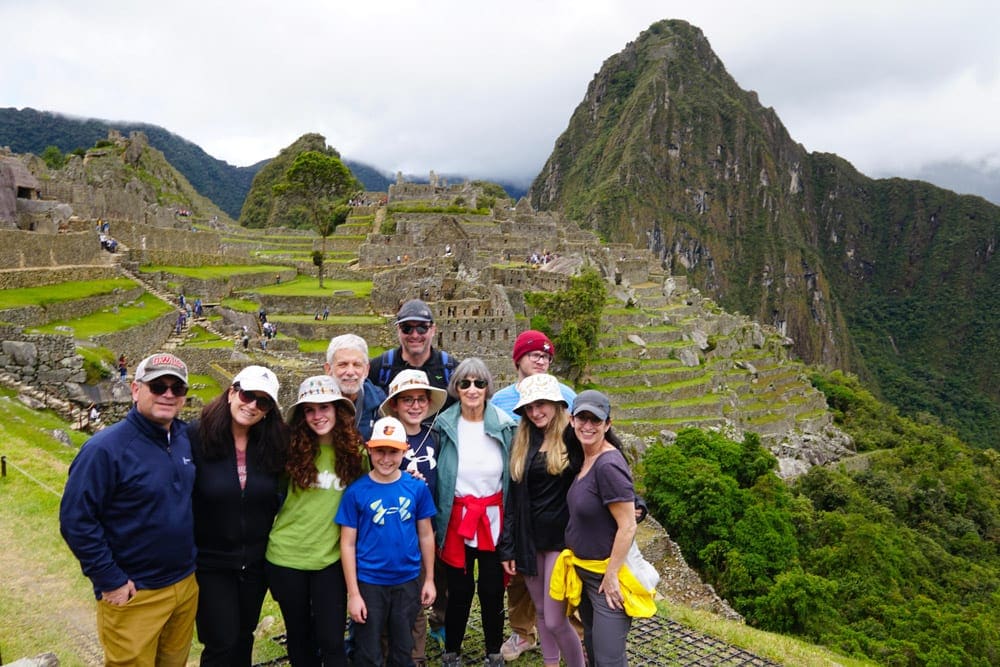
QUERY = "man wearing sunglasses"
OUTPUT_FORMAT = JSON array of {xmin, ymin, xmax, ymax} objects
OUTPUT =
[
  {"xmin": 369, "ymin": 299, "xmax": 459, "ymax": 408},
  {"xmin": 60, "ymin": 352, "xmax": 198, "ymax": 666}
]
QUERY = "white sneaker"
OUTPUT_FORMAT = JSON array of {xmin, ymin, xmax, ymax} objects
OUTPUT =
[{"xmin": 500, "ymin": 633, "xmax": 537, "ymax": 661}]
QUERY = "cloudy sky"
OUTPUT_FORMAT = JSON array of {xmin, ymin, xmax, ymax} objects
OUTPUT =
[{"xmin": 3, "ymin": 0, "xmax": 999, "ymax": 191}]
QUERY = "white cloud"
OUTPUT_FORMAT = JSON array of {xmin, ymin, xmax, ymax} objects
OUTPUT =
[{"xmin": 2, "ymin": 0, "xmax": 999, "ymax": 186}]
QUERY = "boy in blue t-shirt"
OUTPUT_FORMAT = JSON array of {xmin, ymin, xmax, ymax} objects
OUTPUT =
[{"xmin": 337, "ymin": 417, "xmax": 437, "ymax": 667}]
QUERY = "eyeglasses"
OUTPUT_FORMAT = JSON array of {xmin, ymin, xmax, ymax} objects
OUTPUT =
[
  {"xmin": 397, "ymin": 395, "xmax": 429, "ymax": 407},
  {"xmin": 144, "ymin": 380, "xmax": 188, "ymax": 397},
  {"xmin": 526, "ymin": 351, "xmax": 552, "ymax": 363},
  {"xmin": 458, "ymin": 378, "xmax": 488, "ymax": 390},
  {"xmin": 573, "ymin": 413, "xmax": 605, "ymax": 425},
  {"xmin": 399, "ymin": 323, "xmax": 431, "ymax": 335},
  {"xmin": 235, "ymin": 387, "xmax": 274, "ymax": 411}
]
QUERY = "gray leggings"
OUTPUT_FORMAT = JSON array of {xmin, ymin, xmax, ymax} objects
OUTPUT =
[{"xmin": 576, "ymin": 567, "xmax": 631, "ymax": 667}]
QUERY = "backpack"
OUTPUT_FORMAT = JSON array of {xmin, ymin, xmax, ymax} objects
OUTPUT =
[{"xmin": 377, "ymin": 348, "xmax": 453, "ymax": 388}]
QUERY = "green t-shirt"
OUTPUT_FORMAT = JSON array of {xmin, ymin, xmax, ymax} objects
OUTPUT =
[{"xmin": 266, "ymin": 445, "xmax": 347, "ymax": 570}]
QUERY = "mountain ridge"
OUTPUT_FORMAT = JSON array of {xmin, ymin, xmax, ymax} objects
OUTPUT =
[{"xmin": 529, "ymin": 19, "xmax": 999, "ymax": 448}]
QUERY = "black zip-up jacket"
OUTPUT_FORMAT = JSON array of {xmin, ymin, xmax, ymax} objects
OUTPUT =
[
  {"xmin": 497, "ymin": 428, "xmax": 581, "ymax": 576},
  {"xmin": 189, "ymin": 420, "xmax": 284, "ymax": 572}
]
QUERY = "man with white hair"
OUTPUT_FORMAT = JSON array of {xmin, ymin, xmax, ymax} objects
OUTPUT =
[{"xmin": 325, "ymin": 334, "xmax": 387, "ymax": 441}]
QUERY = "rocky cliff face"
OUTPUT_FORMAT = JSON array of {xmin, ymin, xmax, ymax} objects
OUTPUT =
[{"xmin": 530, "ymin": 19, "xmax": 1000, "ymax": 447}]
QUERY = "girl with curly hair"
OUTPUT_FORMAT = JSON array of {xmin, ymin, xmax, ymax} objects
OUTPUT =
[{"xmin": 266, "ymin": 375, "xmax": 366, "ymax": 666}]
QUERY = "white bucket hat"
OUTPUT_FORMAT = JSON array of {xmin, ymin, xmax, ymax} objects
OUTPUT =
[
  {"xmin": 379, "ymin": 369, "xmax": 447, "ymax": 417},
  {"xmin": 513, "ymin": 373, "xmax": 567, "ymax": 415},
  {"xmin": 285, "ymin": 375, "xmax": 355, "ymax": 422}
]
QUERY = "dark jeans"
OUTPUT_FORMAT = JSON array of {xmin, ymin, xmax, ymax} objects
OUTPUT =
[
  {"xmin": 352, "ymin": 577, "xmax": 421, "ymax": 667},
  {"xmin": 195, "ymin": 563, "xmax": 268, "ymax": 666},
  {"xmin": 266, "ymin": 560, "xmax": 348, "ymax": 666},
  {"xmin": 576, "ymin": 567, "xmax": 631, "ymax": 667},
  {"xmin": 444, "ymin": 545, "xmax": 505, "ymax": 655}
]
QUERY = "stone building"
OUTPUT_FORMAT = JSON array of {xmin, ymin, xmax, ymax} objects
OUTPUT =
[{"xmin": 0, "ymin": 154, "xmax": 42, "ymax": 228}]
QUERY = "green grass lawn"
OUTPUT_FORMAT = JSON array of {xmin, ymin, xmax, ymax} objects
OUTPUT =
[
  {"xmin": 245, "ymin": 276, "xmax": 373, "ymax": 297},
  {"xmin": 0, "ymin": 277, "xmax": 139, "ymax": 308},
  {"xmin": 139, "ymin": 264, "xmax": 292, "ymax": 279},
  {"xmin": 29, "ymin": 293, "xmax": 173, "ymax": 336}
]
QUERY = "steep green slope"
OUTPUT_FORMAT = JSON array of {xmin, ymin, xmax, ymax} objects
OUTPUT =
[{"xmin": 530, "ymin": 20, "xmax": 1000, "ymax": 447}]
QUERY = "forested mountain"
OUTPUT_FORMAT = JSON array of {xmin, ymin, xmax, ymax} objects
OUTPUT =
[
  {"xmin": 0, "ymin": 107, "xmax": 393, "ymax": 218},
  {"xmin": 530, "ymin": 20, "xmax": 1000, "ymax": 448}
]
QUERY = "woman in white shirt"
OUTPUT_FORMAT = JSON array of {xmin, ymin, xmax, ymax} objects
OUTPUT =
[{"xmin": 433, "ymin": 358, "xmax": 517, "ymax": 667}]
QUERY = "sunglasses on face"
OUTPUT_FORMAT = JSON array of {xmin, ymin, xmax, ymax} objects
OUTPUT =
[
  {"xmin": 145, "ymin": 380, "xmax": 188, "ymax": 397},
  {"xmin": 399, "ymin": 323, "xmax": 430, "ymax": 335},
  {"xmin": 235, "ymin": 387, "xmax": 274, "ymax": 411},
  {"xmin": 574, "ymin": 413, "xmax": 605, "ymax": 425},
  {"xmin": 458, "ymin": 378, "xmax": 488, "ymax": 390}
]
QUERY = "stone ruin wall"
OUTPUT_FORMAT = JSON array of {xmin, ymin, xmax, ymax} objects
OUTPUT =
[
  {"xmin": 387, "ymin": 181, "xmax": 477, "ymax": 208},
  {"xmin": 491, "ymin": 267, "xmax": 571, "ymax": 292},
  {"xmin": 0, "ymin": 324, "xmax": 86, "ymax": 392},
  {"xmin": 0, "ymin": 229, "xmax": 106, "ymax": 269},
  {"xmin": 358, "ymin": 236, "xmax": 474, "ymax": 268},
  {"xmin": 0, "ymin": 265, "xmax": 118, "ymax": 290},
  {"xmin": 91, "ymin": 311, "xmax": 180, "ymax": 370},
  {"xmin": 38, "ymin": 180, "xmax": 180, "ymax": 228}
]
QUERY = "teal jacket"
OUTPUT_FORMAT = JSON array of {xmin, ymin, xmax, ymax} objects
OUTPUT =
[{"xmin": 432, "ymin": 400, "xmax": 517, "ymax": 547}]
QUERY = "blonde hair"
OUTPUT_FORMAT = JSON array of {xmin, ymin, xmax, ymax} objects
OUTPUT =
[{"xmin": 510, "ymin": 404, "xmax": 571, "ymax": 482}]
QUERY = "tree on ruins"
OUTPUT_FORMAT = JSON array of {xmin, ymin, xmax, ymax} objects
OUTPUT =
[{"xmin": 273, "ymin": 150, "xmax": 360, "ymax": 288}]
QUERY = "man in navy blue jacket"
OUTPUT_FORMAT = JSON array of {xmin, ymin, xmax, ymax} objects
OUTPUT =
[{"xmin": 60, "ymin": 352, "xmax": 198, "ymax": 666}]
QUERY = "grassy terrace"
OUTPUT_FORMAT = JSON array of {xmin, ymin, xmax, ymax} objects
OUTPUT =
[
  {"xmin": 268, "ymin": 314, "xmax": 384, "ymax": 325},
  {"xmin": 244, "ymin": 277, "xmax": 373, "ymax": 298},
  {"xmin": 140, "ymin": 264, "xmax": 292, "ymax": 278},
  {"xmin": 0, "ymin": 278, "xmax": 139, "ymax": 308},
  {"xmin": 621, "ymin": 393, "xmax": 720, "ymax": 409},
  {"xmin": 593, "ymin": 360, "xmax": 688, "ymax": 377},
  {"xmin": 611, "ymin": 375, "xmax": 711, "ymax": 396},
  {"xmin": 29, "ymin": 293, "xmax": 173, "ymax": 336}
]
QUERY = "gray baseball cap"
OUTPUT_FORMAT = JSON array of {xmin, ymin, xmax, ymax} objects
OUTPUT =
[
  {"xmin": 396, "ymin": 299, "xmax": 434, "ymax": 324},
  {"xmin": 571, "ymin": 390, "xmax": 611, "ymax": 422}
]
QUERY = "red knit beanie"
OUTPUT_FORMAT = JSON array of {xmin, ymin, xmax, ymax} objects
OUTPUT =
[{"xmin": 512, "ymin": 330, "xmax": 555, "ymax": 363}]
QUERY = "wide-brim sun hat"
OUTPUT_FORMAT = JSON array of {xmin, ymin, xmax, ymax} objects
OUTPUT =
[
  {"xmin": 513, "ymin": 373, "xmax": 567, "ymax": 415},
  {"xmin": 379, "ymin": 369, "xmax": 447, "ymax": 416},
  {"xmin": 285, "ymin": 375, "xmax": 355, "ymax": 422}
]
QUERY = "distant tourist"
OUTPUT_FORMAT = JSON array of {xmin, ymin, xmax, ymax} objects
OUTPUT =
[
  {"xmin": 117, "ymin": 354, "xmax": 127, "ymax": 382},
  {"xmin": 60, "ymin": 353, "xmax": 198, "ymax": 666}
]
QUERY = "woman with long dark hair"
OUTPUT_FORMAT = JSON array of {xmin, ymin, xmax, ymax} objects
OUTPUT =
[
  {"xmin": 557, "ymin": 390, "xmax": 641, "ymax": 667},
  {"xmin": 190, "ymin": 365, "xmax": 288, "ymax": 666},
  {"xmin": 265, "ymin": 375, "xmax": 366, "ymax": 666}
]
